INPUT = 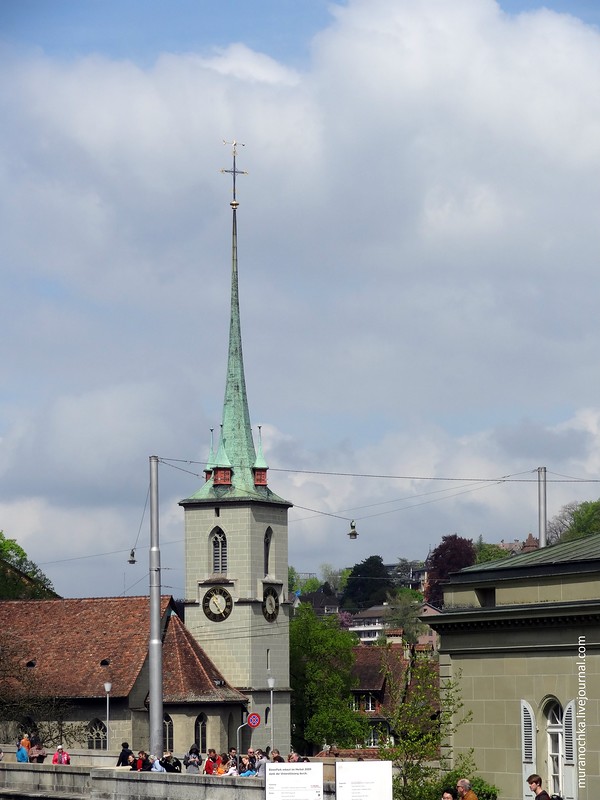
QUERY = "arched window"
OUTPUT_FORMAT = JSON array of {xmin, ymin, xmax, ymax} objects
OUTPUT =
[
  {"xmin": 163, "ymin": 714, "xmax": 174, "ymax": 752},
  {"xmin": 264, "ymin": 528, "xmax": 272, "ymax": 576},
  {"xmin": 546, "ymin": 700, "xmax": 563, "ymax": 796},
  {"xmin": 87, "ymin": 718, "xmax": 107, "ymax": 750},
  {"xmin": 212, "ymin": 529, "xmax": 227, "ymax": 574},
  {"xmin": 194, "ymin": 713, "xmax": 207, "ymax": 753}
]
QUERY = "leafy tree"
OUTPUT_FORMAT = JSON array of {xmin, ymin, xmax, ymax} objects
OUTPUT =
[
  {"xmin": 289, "ymin": 604, "xmax": 369, "ymax": 753},
  {"xmin": 473, "ymin": 536, "xmax": 511, "ymax": 564},
  {"xmin": 0, "ymin": 531, "xmax": 55, "ymax": 599},
  {"xmin": 385, "ymin": 588, "xmax": 426, "ymax": 644},
  {"xmin": 560, "ymin": 499, "xmax": 600, "ymax": 542},
  {"xmin": 341, "ymin": 555, "xmax": 394, "ymax": 610},
  {"xmin": 378, "ymin": 647, "xmax": 473, "ymax": 800},
  {"xmin": 425, "ymin": 535, "xmax": 475, "ymax": 609},
  {"xmin": 546, "ymin": 501, "xmax": 580, "ymax": 544},
  {"xmin": 392, "ymin": 558, "xmax": 424, "ymax": 586},
  {"xmin": 320, "ymin": 563, "xmax": 351, "ymax": 593},
  {"xmin": 299, "ymin": 576, "xmax": 321, "ymax": 594},
  {"xmin": 288, "ymin": 565, "xmax": 300, "ymax": 593}
]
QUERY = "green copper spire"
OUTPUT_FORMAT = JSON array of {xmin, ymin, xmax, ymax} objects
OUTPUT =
[{"xmin": 185, "ymin": 142, "xmax": 288, "ymax": 506}]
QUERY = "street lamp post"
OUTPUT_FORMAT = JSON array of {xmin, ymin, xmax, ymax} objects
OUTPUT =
[
  {"xmin": 104, "ymin": 682, "xmax": 112, "ymax": 751},
  {"xmin": 267, "ymin": 674, "xmax": 275, "ymax": 753}
]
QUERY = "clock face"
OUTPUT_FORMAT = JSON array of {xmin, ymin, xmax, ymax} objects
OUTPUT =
[
  {"xmin": 262, "ymin": 586, "xmax": 280, "ymax": 622},
  {"xmin": 202, "ymin": 586, "xmax": 233, "ymax": 622}
]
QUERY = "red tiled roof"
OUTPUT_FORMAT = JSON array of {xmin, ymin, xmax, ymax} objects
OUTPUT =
[
  {"xmin": 162, "ymin": 613, "xmax": 247, "ymax": 704},
  {"xmin": 351, "ymin": 644, "xmax": 407, "ymax": 692},
  {"xmin": 0, "ymin": 596, "xmax": 242, "ymax": 704}
]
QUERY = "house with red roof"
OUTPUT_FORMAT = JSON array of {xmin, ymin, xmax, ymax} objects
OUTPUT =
[{"xmin": 0, "ymin": 596, "xmax": 247, "ymax": 754}]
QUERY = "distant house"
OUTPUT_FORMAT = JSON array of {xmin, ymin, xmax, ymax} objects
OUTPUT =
[
  {"xmin": 427, "ymin": 536, "xmax": 600, "ymax": 800},
  {"xmin": 0, "ymin": 596, "xmax": 247, "ymax": 754},
  {"xmin": 298, "ymin": 589, "xmax": 340, "ymax": 617},
  {"xmin": 350, "ymin": 644, "xmax": 406, "ymax": 747},
  {"xmin": 350, "ymin": 602, "xmax": 439, "ymax": 649},
  {"xmin": 349, "ymin": 604, "xmax": 391, "ymax": 645}
]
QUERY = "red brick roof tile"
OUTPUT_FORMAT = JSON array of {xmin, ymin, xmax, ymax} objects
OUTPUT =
[{"xmin": 0, "ymin": 596, "xmax": 243, "ymax": 704}]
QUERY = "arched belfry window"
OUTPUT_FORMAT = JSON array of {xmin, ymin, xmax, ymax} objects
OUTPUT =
[
  {"xmin": 264, "ymin": 528, "xmax": 273, "ymax": 577},
  {"xmin": 195, "ymin": 713, "xmax": 207, "ymax": 753},
  {"xmin": 212, "ymin": 528, "xmax": 227, "ymax": 574}
]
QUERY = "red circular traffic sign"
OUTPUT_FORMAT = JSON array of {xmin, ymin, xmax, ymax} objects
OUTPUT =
[{"xmin": 247, "ymin": 713, "xmax": 261, "ymax": 728}]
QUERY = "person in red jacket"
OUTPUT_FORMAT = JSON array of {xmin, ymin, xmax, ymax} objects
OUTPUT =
[{"xmin": 52, "ymin": 746, "xmax": 70, "ymax": 765}]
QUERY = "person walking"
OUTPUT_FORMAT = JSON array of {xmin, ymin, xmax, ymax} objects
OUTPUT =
[{"xmin": 527, "ymin": 774, "xmax": 551, "ymax": 800}]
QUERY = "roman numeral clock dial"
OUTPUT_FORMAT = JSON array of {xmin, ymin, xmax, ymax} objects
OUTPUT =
[
  {"xmin": 202, "ymin": 586, "xmax": 233, "ymax": 622},
  {"xmin": 262, "ymin": 586, "xmax": 280, "ymax": 622}
]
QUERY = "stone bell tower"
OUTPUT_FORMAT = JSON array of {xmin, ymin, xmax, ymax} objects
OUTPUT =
[{"xmin": 180, "ymin": 142, "xmax": 291, "ymax": 754}]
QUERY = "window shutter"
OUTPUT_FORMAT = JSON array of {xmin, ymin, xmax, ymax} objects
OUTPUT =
[
  {"xmin": 562, "ymin": 700, "xmax": 577, "ymax": 800},
  {"xmin": 521, "ymin": 700, "xmax": 535, "ymax": 763},
  {"xmin": 521, "ymin": 700, "xmax": 536, "ymax": 800}
]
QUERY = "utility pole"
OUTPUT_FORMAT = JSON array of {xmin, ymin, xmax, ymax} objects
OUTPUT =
[
  {"xmin": 149, "ymin": 455, "xmax": 163, "ymax": 756},
  {"xmin": 537, "ymin": 466, "xmax": 547, "ymax": 548}
]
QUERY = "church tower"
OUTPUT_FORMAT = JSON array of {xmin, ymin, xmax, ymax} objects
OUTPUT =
[{"xmin": 180, "ymin": 142, "xmax": 292, "ymax": 754}]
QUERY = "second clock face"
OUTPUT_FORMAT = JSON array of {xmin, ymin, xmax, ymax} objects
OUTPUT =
[
  {"xmin": 262, "ymin": 586, "xmax": 280, "ymax": 622},
  {"xmin": 202, "ymin": 586, "xmax": 233, "ymax": 622}
]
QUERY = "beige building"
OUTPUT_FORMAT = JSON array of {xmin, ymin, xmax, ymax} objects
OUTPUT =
[{"xmin": 428, "ymin": 536, "xmax": 600, "ymax": 800}]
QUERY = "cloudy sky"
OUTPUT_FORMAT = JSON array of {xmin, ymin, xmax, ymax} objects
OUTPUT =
[{"xmin": 2, "ymin": 0, "xmax": 600, "ymax": 599}]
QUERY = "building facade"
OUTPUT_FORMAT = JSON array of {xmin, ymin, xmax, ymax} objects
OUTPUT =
[{"xmin": 428, "ymin": 537, "xmax": 600, "ymax": 800}]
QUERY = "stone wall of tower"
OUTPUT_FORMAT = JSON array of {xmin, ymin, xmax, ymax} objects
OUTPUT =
[{"xmin": 183, "ymin": 500, "xmax": 290, "ymax": 753}]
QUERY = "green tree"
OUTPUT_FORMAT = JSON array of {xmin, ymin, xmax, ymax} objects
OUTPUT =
[
  {"xmin": 378, "ymin": 647, "xmax": 473, "ymax": 800},
  {"xmin": 0, "ymin": 531, "xmax": 55, "ymax": 599},
  {"xmin": 341, "ymin": 555, "xmax": 394, "ymax": 610},
  {"xmin": 320, "ymin": 563, "xmax": 351, "ymax": 593},
  {"xmin": 546, "ymin": 501, "xmax": 580, "ymax": 544},
  {"xmin": 299, "ymin": 576, "xmax": 321, "ymax": 594},
  {"xmin": 560, "ymin": 499, "xmax": 600, "ymax": 542},
  {"xmin": 288, "ymin": 565, "xmax": 300, "ymax": 593},
  {"xmin": 473, "ymin": 536, "xmax": 511, "ymax": 564},
  {"xmin": 386, "ymin": 588, "xmax": 426, "ymax": 644},
  {"xmin": 289, "ymin": 604, "xmax": 369, "ymax": 753}
]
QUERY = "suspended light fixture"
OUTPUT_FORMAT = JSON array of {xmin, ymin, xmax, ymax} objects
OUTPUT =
[
  {"xmin": 348, "ymin": 520, "xmax": 358, "ymax": 540},
  {"xmin": 128, "ymin": 549, "xmax": 137, "ymax": 564}
]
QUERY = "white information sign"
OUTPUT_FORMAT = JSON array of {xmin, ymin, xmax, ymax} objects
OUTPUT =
[
  {"xmin": 266, "ymin": 761, "xmax": 324, "ymax": 800},
  {"xmin": 336, "ymin": 760, "xmax": 393, "ymax": 800}
]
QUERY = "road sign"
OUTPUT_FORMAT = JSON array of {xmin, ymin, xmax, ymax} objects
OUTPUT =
[{"xmin": 247, "ymin": 712, "xmax": 261, "ymax": 728}]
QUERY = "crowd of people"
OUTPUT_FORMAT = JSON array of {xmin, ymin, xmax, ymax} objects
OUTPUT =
[
  {"xmin": 116, "ymin": 741, "xmax": 307, "ymax": 777},
  {"xmin": 12, "ymin": 733, "xmax": 69, "ymax": 765}
]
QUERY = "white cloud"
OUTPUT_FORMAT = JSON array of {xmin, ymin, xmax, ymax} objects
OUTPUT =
[{"xmin": 2, "ymin": 0, "xmax": 600, "ymax": 595}]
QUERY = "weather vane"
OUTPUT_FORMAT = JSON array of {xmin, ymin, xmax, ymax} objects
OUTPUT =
[{"xmin": 221, "ymin": 139, "xmax": 248, "ymax": 205}]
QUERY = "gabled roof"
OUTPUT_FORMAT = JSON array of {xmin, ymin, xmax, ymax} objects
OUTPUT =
[
  {"xmin": 351, "ymin": 604, "xmax": 391, "ymax": 621},
  {"xmin": 162, "ymin": 613, "xmax": 246, "ymax": 704},
  {"xmin": 351, "ymin": 645, "xmax": 406, "ymax": 693},
  {"xmin": 0, "ymin": 596, "xmax": 240, "ymax": 704},
  {"xmin": 450, "ymin": 535, "xmax": 600, "ymax": 583}
]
